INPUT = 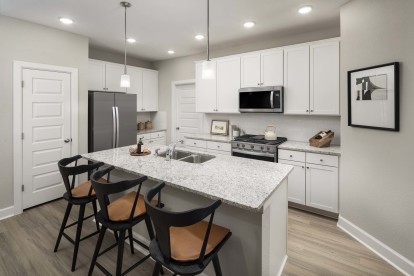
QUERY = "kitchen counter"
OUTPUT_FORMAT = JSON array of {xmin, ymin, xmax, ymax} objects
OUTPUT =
[
  {"xmin": 83, "ymin": 145, "xmax": 291, "ymax": 275},
  {"xmin": 279, "ymin": 140, "xmax": 341, "ymax": 156},
  {"xmin": 82, "ymin": 145, "xmax": 292, "ymax": 212},
  {"xmin": 136, "ymin": 128, "xmax": 166, "ymax": 135},
  {"xmin": 184, "ymin": 133, "xmax": 233, "ymax": 143}
]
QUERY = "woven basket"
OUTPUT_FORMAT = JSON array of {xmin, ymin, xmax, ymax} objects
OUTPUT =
[{"xmin": 309, "ymin": 132, "xmax": 334, "ymax": 148}]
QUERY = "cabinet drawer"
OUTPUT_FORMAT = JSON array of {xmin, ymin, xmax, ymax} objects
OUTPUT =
[
  {"xmin": 137, "ymin": 133, "xmax": 151, "ymax": 141},
  {"xmin": 184, "ymin": 139, "xmax": 207, "ymax": 148},
  {"xmin": 206, "ymin": 141, "xmax": 231, "ymax": 152},
  {"xmin": 306, "ymin": 153, "xmax": 338, "ymax": 167},
  {"xmin": 278, "ymin": 149, "xmax": 306, "ymax": 162},
  {"xmin": 150, "ymin": 131, "xmax": 165, "ymax": 139}
]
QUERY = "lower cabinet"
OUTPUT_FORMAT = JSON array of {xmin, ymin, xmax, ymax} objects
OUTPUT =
[
  {"xmin": 279, "ymin": 149, "xmax": 339, "ymax": 214},
  {"xmin": 184, "ymin": 138, "xmax": 231, "ymax": 156},
  {"xmin": 136, "ymin": 131, "xmax": 166, "ymax": 146}
]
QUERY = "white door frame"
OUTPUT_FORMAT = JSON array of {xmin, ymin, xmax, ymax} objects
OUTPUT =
[
  {"xmin": 171, "ymin": 79, "xmax": 197, "ymax": 143},
  {"xmin": 13, "ymin": 61, "xmax": 79, "ymax": 215}
]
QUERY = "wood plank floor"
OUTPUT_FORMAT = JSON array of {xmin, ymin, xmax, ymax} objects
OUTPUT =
[{"xmin": 0, "ymin": 200, "xmax": 402, "ymax": 275}]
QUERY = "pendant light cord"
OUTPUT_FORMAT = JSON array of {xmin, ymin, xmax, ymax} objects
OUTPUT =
[
  {"xmin": 207, "ymin": 0, "xmax": 210, "ymax": 61},
  {"xmin": 124, "ymin": 4, "xmax": 127, "ymax": 74}
]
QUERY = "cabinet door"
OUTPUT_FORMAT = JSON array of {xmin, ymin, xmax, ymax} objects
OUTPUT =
[
  {"xmin": 195, "ymin": 62, "xmax": 217, "ymax": 112},
  {"xmin": 306, "ymin": 164, "xmax": 338, "ymax": 213},
  {"xmin": 142, "ymin": 70, "xmax": 158, "ymax": 111},
  {"xmin": 127, "ymin": 66, "xmax": 143, "ymax": 111},
  {"xmin": 88, "ymin": 59, "xmax": 106, "ymax": 91},
  {"xmin": 284, "ymin": 45, "xmax": 310, "ymax": 114},
  {"xmin": 151, "ymin": 137, "xmax": 166, "ymax": 146},
  {"xmin": 216, "ymin": 56, "xmax": 240, "ymax": 113},
  {"xmin": 279, "ymin": 160, "xmax": 306, "ymax": 205},
  {"xmin": 261, "ymin": 49, "xmax": 284, "ymax": 87},
  {"xmin": 105, "ymin": 62, "xmax": 127, "ymax": 93},
  {"xmin": 310, "ymin": 40, "xmax": 340, "ymax": 115},
  {"xmin": 241, "ymin": 53, "xmax": 261, "ymax": 88}
]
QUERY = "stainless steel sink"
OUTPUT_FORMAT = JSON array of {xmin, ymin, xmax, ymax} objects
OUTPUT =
[{"xmin": 158, "ymin": 150, "xmax": 215, "ymax": 164}]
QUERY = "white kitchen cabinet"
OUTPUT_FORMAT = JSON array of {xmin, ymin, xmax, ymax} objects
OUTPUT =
[
  {"xmin": 279, "ymin": 159, "xmax": 306, "ymax": 205},
  {"xmin": 142, "ymin": 70, "xmax": 158, "ymax": 111},
  {"xmin": 184, "ymin": 138, "xmax": 231, "ymax": 155},
  {"xmin": 195, "ymin": 62, "xmax": 217, "ymax": 113},
  {"xmin": 88, "ymin": 59, "xmax": 106, "ymax": 91},
  {"xmin": 306, "ymin": 164, "xmax": 338, "ymax": 213},
  {"xmin": 137, "ymin": 131, "xmax": 166, "ymax": 146},
  {"xmin": 279, "ymin": 149, "xmax": 339, "ymax": 214},
  {"xmin": 196, "ymin": 57, "xmax": 240, "ymax": 114},
  {"xmin": 283, "ymin": 45, "xmax": 310, "ymax": 115},
  {"xmin": 127, "ymin": 66, "xmax": 143, "ymax": 112},
  {"xmin": 105, "ymin": 62, "xmax": 127, "ymax": 93},
  {"xmin": 310, "ymin": 40, "xmax": 340, "ymax": 115},
  {"xmin": 216, "ymin": 56, "xmax": 240, "ymax": 113},
  {"xmin": 241, "ymin": 48, "xmax": 283, "ymax": 88}
]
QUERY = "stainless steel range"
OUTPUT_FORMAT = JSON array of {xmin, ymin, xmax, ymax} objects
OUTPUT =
[{"xmin": 231, "ymin": 135, "xmax": 287, "ymax": 162}]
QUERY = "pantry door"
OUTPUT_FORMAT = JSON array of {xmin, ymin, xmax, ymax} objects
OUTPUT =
[{"xmin": 21, "ymin": 68, "xmax": 73, "ymax": 209}]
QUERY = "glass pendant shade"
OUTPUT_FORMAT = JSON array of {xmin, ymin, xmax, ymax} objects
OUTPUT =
[
  {"xmin": 120, "ymin": 74, "xmax": 131, "ymax": 88},
  {"xmin": 202, "ymin": 60, "xmax": 215, "ymax": 79}
]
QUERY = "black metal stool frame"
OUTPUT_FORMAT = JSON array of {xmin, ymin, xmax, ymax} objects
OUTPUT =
[
  {"xmin": 145, "ymin": 182, "xmax": 232, "ymax": 276},
  {"xmin": 54, "ymin": 155, "xmax": 106, "ymax": 271},
  {"xmin": 88, "ymin": 166, "xmax": 158, "ymax": 276}
]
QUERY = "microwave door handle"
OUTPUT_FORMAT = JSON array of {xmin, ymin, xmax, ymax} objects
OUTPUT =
[{"xmin": 270, "ymin": 91, "xmax": 274, "ymax": 109}]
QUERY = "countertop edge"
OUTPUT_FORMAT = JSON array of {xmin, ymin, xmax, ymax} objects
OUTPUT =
[
  {"xmin": 184, "ymin": 134, "xmax": 232, "ymax": 143},
  {"xmin": 278, "ymin": 142, "xmax": 341, "ymax": 156},
  {"xmin": 136, "ymin": 129, "xmax": 167, "ymax": 135}
]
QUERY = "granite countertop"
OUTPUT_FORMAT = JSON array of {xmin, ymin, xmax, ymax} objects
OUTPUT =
[
  {"xmin": 184, "ymin": 133, "xmax": 233, "ymax": 143},
  {"xmin": 278, "ymin": 141, "xmax": 341, "ymax": 156},
  {"xmin": 82, "ymin": 145, "xmax": 292, "ymax": 213},
  {"xmin": 136, "ymin": 128, "xmax": 166, "ymax": 135}
]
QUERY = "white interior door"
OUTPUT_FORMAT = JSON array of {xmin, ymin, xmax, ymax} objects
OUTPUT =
[
  {"xmin": 22, "ymin": 69, "xmax": 72, "ymax": 209},
  {"xmin": 175, "ymin": 83, "xmax": 203, "ymax": 142}
]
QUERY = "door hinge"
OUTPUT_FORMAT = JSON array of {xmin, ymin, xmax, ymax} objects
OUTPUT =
[
  {"xmin": 21, "ymin": 133, "xmax": 24, "ymax": 140},
  {"xmin": 21, "ymin": 185, "xmax": 25, "ymax": 192},
  {"xmin": 21, "ymin": 81, "xmax": 24, "ymax": 88}
]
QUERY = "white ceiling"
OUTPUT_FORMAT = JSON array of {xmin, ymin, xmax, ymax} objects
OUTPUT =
[{"xmin": 0, "ymin": 0, "xmax": 349, "ymax": 61}]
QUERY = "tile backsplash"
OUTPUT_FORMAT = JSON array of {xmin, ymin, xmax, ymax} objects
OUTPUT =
[{"xmin": 203, "ymin": 113, "xmax": 341, "ymax": 145}]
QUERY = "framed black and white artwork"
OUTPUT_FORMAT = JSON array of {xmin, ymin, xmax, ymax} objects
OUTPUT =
[
  {"xmin": 210, "ymin": 120, "xmax": 229, "ymax": 135},
  {"xmin": 348, "ymin": 62, "xmax": 399, "ymax": 131}
]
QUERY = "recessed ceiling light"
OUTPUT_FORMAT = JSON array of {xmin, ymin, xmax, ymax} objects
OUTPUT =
[
  {"xmin": 168, "ymin": 50, "xmax": 175, "ymax": 54},
  {"xmin": 126, "ymin": 38, "xmax": 136, "ymax": 43},
  {"xmin": 243, "ymin": 21, "xmax": 255, "ymax": 28},
  {"xmin": 59, "ymin": 17, "xmax": 74, "ymax": 25},
  {"xmin": 298, "ymin": 6, "xmax": 312, "ymax": 14},
  {"xmin": 195, "ymin": 34, "xmax": 205, "ymax": 40}
]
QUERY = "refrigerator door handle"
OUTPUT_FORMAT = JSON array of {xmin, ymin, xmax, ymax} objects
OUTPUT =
[
  {"xmin": 112, "ymin": 106, "xmax": 116, "ymax": 148},
  {"xmin": 115, "ymin": 106, "xmax": 120, "ymax": 147}
]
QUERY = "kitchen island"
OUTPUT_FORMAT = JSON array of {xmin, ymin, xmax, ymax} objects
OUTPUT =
[{"xmin": 83, "ymin": 145, "xmax": 292, "ymax": 276}]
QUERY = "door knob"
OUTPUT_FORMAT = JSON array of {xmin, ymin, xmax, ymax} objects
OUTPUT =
[{"xmin": 64, "ymin": 138, "xmax": 71, "ymax": 143}]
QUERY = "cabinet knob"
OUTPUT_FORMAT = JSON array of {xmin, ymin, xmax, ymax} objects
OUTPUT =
[
  {"xmin": 217, "ymin": 146, "xmax": 220, "ymax": 148},
  {"xmin": 307, "ymin": 167, "xmax": 310, "ymax": 169},
  {"xmin": 306, "ymin": 110, "xmax": 309, "ymax": 112},
  {"xmin": 311, "ymin": 110, "xmax": 314, "ymax": 112},
  {"xmin": 194, "ymin": 142, "xmax": 196, "ymax": 145},
  {"xmin": 290, "ymin": 155, "xmax": 293, "ymax": 157},
  {"xmin": 320, "ymin": 159, "xmax": 323, "ymax": 162},
  {"xmin": 302, "ymin": 166, "xmax": 305, "ymax": 169}
]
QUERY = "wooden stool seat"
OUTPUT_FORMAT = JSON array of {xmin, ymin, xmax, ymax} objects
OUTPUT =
[
  {"xmin": 71, "ymin": 178, "xmax": 107, "ymax": 198},
  {"xmin": 107, "ymin": 192, "xmax": 158, "ymax": 222}
]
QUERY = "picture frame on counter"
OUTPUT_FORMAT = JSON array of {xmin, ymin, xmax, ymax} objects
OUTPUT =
[
  {"xmin": 210, "ymin": 120, "xmax": 229, "ymax": 136},
  {"xmin": 347, "ymin": 62, "xmax": 399, "ymax": 131}
]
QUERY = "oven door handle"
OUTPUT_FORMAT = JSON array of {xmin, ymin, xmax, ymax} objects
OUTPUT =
[
  {"xmin": 270, "ymin": 91, "xmax": 274, "ymax": 109},
  {"xmin": 232, "ymin": 148, "xmax": 276, "ymax": 158}
]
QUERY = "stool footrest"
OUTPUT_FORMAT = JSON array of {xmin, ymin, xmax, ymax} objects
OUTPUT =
[{"xmin": 64, "ymin": 213, "xmax": 96, "ymax": 229}]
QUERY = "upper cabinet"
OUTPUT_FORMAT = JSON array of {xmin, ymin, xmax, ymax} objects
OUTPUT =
[
  {"xmin": 196, "ymin": 57, "xmax": 240, "ymax": 113},
  {"xmin": 284, "ymin": 39, "xmax": 340, "ymax": 115},
  {"xmin": 310, "ymin": 40, "xmax": 340, "ymax": 115},
  {"xmin": 241, "ymin": 48, "xmax": 283, "ymax": 88},
  {"xmin": 283, "ymin": 44, "xmax": 310, "ymax": 115},
  {"xmin": 88, "ymin": 59, "xmax": 158, "ymax": 112}
]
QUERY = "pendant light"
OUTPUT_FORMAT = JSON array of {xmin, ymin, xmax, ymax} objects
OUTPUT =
[
  {"xmin": 201, "ymin": 0, "xmax": 215, "ymax": 79},
  {"xmin": 120, "ymin": 1, "xmax": 131, "ymax": 88}
]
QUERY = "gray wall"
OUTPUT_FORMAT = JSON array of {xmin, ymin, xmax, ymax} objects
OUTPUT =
[
  {"xmin": 0, "ymin": 15, "xmax": 89, "ymax": 209},
  {"xmin": 89, "ymin": 47, "xmax": 154, "ymax": 69},
  {"xmin": 153, "ymin": 27, "xmax": 340, "ymax": 143},
  {"xmin": 340, "ymin": 0, "xmax": 414, "ymax": 261}
]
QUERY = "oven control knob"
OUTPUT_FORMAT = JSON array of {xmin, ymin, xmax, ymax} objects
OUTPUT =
[
  {"xmin": 237, "ymin": 143, "xmax": 240, "ymax": 147},
  {"xmin": 242, "ymin": 144, "xmax": 245, "ymax": 148},
  {"xmin": 261, "ymin": 146, "xmax": 264, "ymax": 150},
  {"xmin": 250, "ymin": 145, "xmax": 254, "ymax": 149},
  {"xmin": 267, "ymin": 147, "xmax": 270, "ymax": 151}
]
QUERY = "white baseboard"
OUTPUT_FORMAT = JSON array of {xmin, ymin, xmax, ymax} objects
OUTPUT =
[
  {"xmin": 277, "ymin": 255, "xmax": 288, "ymax": 276},
  {"xmin": 0, "ymin": 206, "xmax": 14, "ymax": 221},
  {"xmin": 337, "ymin": 215, "xmax": 414, "ymax": 276}
]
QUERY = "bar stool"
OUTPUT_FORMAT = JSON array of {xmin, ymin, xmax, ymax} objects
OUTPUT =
[
  {"xmin": 54, "ymin": 155, "xmax": 106, "ymax": 271},
  {"xmin": 144, "ymin": 182, "xmax": 232, "ymax": 276},
  {"xmin": 88, "ymin": 166, "xmax": 158, "ymax": 276}
]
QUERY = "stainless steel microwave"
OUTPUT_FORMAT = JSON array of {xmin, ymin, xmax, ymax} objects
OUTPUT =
[{"xmin": 239, "ymin": 86, "xmax": 284, "ymax": 113}]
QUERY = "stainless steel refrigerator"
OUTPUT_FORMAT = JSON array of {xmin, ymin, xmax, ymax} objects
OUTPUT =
[{"xmin": 88, "ymin": 91, "xmax": 137, "ymax": 153}]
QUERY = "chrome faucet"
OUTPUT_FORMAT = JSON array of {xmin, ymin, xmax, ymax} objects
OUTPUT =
[{"xmin": 166, "ymin": 140, "xmax": 184, "ymax": 161}]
